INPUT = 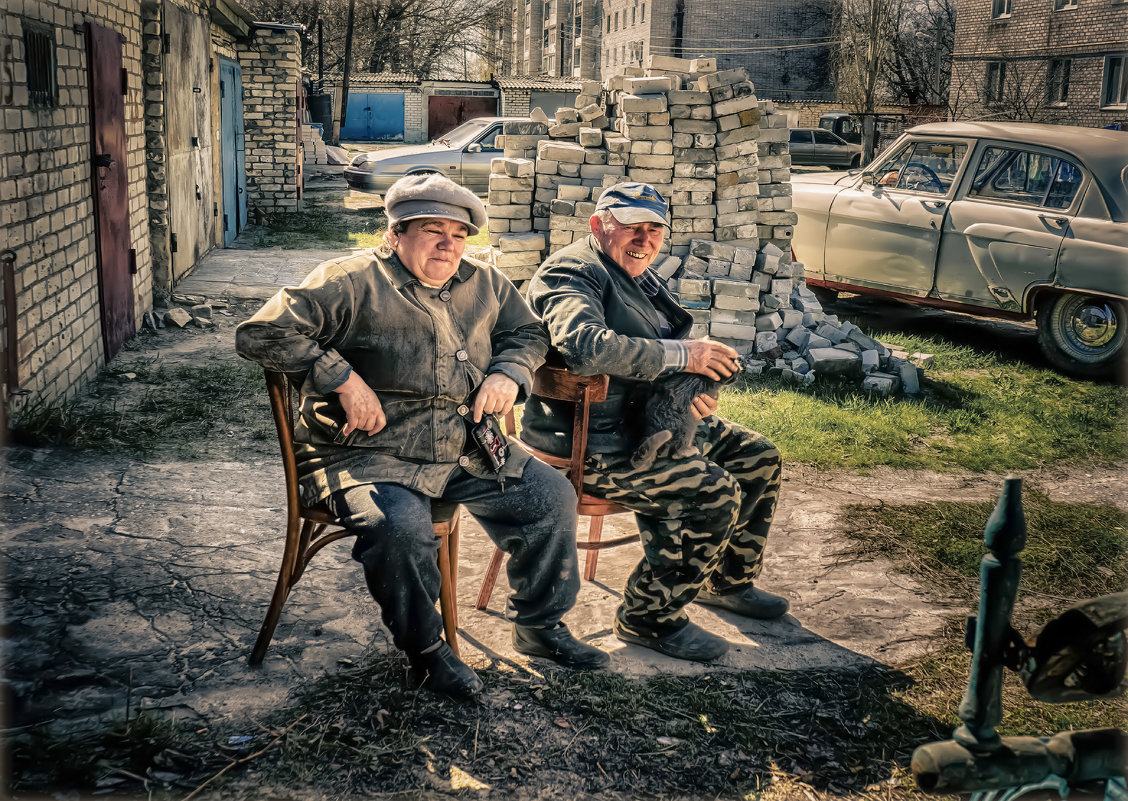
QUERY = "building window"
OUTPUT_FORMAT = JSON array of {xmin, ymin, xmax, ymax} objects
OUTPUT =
[
  {"xmin": 641, "ymin": 3, "xmax": 646, "ymax": 21},
  {"xmin": 620, "ymin": 44, "xmax": 626, "ymax": 63},
  {"xmin": 1052, "ymin": 0, "xmax": 1077, "ymax": 9},
  {"xmin": 1102, "ymin": 54, "xmax": 1128, "ymax": 106},
  {"xmin": 614, "ymin": 11, "xmax": 619, "ymax": 29},
  {"xmin": 1046, "ymin": 58, "xmax": 1070, "ymax": 104},
  {"xmin": 23, "ymin": 20, "xmax": 58, "ymax": 108},
  {"xmin": 632, "ymin": 5, "xmax": 637, "ymax": 23},
  {"xmin": 985, "ymin": 61, "xmax": 1007, "ymax": 104},
  {"xmin": 606, "ymin": 14, "xmax": 611, "ymax": 31},
  {"xmin": 991, "ymin": 0, "xmax": 1011, "ymax": 17}
]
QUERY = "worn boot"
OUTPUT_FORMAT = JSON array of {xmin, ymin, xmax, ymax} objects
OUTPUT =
[
  {"xmin": 614, "ymin": 619, "xmax": 729, "ymax": 662},
  {"xmin": 408, "ymin": 641, "xmax": 483, "ymax": 698},
  {"xmin": 513, "ymin": 622, "xmax": 610, "ymax": 669},
  {"xmin": 695, "ymin": 585, "xmax": 790, "ymax": 620}
]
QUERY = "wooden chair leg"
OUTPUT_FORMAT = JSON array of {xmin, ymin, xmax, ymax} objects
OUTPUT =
[
  {"xmin": 584, "ymin": 514, "xmax": 605, "ymax": 582},
  {"xmin": 475, "ymin": 547, "xmax": 506, "ymax": 610},
  {"xmin": 250, "ymin": 524, "xmax": 304, "ymax": 667},
  {"xmin": 435, "ymin": 519, "xmax": 460, "ymax": 657}
]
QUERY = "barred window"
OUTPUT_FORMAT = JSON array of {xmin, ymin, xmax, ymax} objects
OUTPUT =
[{"xmin": 24, "ymin": 20, "xmax": 58, "ymax": 108}]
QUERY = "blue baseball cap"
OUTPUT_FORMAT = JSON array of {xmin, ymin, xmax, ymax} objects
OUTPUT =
[{"xmin": 594, "ymin": 182, "xmax": 670, "ymax": 227}]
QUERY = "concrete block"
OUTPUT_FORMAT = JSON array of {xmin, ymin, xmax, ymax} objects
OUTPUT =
[
  {"xmin": 498, "ymin": 232, "xmax": 546, "ymax": 251},
  {"xmin": 503, "ymin": 120, "xmax": 549, "ymax": 135},
  {"xmin": 806, "ymin": 347, "xmax": 862, "ymax": 376}
]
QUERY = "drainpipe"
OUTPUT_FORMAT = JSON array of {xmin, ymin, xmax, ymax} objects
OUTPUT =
[{"xmin": 673, "ymin": 0, "xmax": 685, "ymax": 59}]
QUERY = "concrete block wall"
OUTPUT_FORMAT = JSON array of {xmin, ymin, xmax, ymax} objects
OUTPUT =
[
  {"xmin": 236, "ymin": 28, "xmax": 303, "ymax": 212},
  {"xmin": 0, "ymin": 0, "xmax": 153, "ymax": 408}
]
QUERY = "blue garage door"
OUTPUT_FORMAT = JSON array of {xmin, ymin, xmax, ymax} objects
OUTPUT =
[{"xmin": 341, "ymin": 92, "xmax": 405, "ymax": 141}]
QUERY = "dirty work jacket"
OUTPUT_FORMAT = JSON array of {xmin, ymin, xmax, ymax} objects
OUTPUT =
[
  {"xmin": 235, "ymin": 246, "xmax": 549, "ymax": 505},
  {"xmin": 520, "ymin": 235, "xmax": 693, "ymax": 458}
]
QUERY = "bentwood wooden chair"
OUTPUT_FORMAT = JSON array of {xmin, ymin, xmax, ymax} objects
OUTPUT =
[
  {"xmin": 475, "ymin": 363, "xmax": 638, "ymax": 611},
  {"xmin": 250, "ymin": 369, "xmax": 462, "ymax": 666}
]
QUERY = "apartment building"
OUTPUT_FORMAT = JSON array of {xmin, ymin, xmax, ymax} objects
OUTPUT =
[
  {"xmin": 951, "ymin": 0, "xmax": 1128, "ymax": 126},
  {"xmin": 499, "ymin": 0, "xmax": 832, "ymax": 101}
]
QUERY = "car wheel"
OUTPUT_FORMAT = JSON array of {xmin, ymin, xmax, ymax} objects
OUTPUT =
[{"xmin": 1036, "ymin": 293, "xmax": 1126, "ymax": 378}]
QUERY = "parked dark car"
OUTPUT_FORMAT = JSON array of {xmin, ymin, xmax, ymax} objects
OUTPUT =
[
  {"xmin": 790, "ymin": 127, "xmax": 863, "ymax": 168},
  {"xmin": 344, "ymin": 117, "xmax": 522, "ymax": 197},
  {"xmin": 792, "ymin": 122, "xmax": 1128, "ymax": 377}
]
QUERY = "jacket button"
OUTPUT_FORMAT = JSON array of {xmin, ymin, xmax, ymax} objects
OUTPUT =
[
  {"xmin": 457, "ymin": 404, "xmax": 469, "ymax": 416},
  {"xmin": 456, "ymin": 349, "xmax": 468, "ymax": 361},
  {"xmin": 439, "ymin": 290, "xmax": 452, "ymax": 302},
  {"xmin": 458, "ymin": 455, "xmax": 471, "ymax": 467}
]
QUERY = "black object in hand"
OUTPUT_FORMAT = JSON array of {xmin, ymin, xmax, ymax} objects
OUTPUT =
[{"xmin": 471, "ymin": 416, "xmax": 508, "ymax": 472}]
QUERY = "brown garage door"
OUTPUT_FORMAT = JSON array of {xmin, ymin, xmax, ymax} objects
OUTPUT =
[{"xmin": 427, "ymin": 95, "xmax": 498, "ymax": 140}]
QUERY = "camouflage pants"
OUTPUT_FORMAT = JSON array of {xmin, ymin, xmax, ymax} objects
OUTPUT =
[{"xmin": 583, "ymin": 416, "xmax": 782, "ymax": 638}]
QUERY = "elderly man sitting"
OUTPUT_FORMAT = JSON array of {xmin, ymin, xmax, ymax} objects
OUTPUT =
[
  {"xmin": 521, "ymin": 182, "xmax": 789, "ymax": 663},
  {"xmin": 236, "ymin": 174, "xmax": 608, "ymax": 698}
]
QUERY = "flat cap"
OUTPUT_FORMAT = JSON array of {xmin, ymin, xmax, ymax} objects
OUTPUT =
[{"xmin": 384, "ymin": 173, "xmax": 487, "ymax": 235}]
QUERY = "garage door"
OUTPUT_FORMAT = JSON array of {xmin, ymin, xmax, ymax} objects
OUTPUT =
[
  {"xmin": 341, "ymin": 92, "xmax": 405, "ymax": 141},
  {"xmin": 427, "ymin": 95, "xmax": 498, "ymax": 140},
  {"xmin": 530, "ymin": 91, "xmax": 579, "ymax": 117}
]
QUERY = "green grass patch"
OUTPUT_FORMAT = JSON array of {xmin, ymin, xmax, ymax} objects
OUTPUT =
[
  {"xmin": 720, "ymin": 334, "xmax": 1128, "ymax": 472},
  {"xmin": 249, "ymin": 199, "xmax": 490, "ymax": 251},
  {"xmin": 842, "ymin": 488, "xmax": 1128, "ymax": 601},
  {"xmin": 10, "ymin": 357, "xmax": 273, "ymax": 459},
  {"xmin": 250, "ymin": 200, "xmax": 388, "ymax": 249}
]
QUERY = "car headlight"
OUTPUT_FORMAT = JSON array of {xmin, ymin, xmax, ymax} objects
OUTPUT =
[{"xmin": 349, "ymin": 153, "xmax": 373, "ymax": 167}]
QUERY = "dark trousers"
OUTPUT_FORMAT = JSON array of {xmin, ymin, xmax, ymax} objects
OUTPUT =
[{"xmin": 326, "ymin": 459, "xmax": 579, "ymax": 656}]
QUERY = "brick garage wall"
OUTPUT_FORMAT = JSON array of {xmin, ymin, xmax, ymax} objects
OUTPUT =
[
  {"xmin": 952, "ymin": 0, "xmax": 1128, "ymax": 126},
  {"xmin": 236, "ymin": 27, "xmax": 302, "ymax": 212},
  {"xmin": 501, "ymin": 88, "xmax": 531, "ymax": 116},
  {"xmin": 0, "ymin": 0, "xmax": 152, "ymax": 409}
]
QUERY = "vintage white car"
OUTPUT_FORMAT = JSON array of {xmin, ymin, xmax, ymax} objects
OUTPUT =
[{"xmin": 792, "ymin": 122, "xmax": 1128, "ymax": 377}]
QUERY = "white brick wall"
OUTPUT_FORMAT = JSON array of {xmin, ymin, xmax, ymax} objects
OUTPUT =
[{"xmin": 1, "ymin": 0, "xmax": 153, "ymax": 409}]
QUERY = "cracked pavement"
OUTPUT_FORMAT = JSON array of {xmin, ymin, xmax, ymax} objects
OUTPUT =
[{"xmin": 4, "ymin": 240, "xmax": 1125, "ymax": 743}]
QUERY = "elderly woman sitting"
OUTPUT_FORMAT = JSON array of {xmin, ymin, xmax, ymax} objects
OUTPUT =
[{"xmin": 236, "ymin": 174, "xmax": 607, "ymax": 697}]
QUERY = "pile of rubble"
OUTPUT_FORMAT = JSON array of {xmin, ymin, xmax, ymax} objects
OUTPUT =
[{"xmin": 483, "ymin": 56, "xmax": 925, "ymax": 395}]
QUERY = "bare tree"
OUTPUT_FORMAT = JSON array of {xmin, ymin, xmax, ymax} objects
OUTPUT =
[
  {"xmin": 948, "ymin": 51, "xmax": 1071, "ymax": 122},
  {"xmin": 833, "ymin": 0, "xmax": 900, "ymax": 161},
  {"xmin": 884, "ymin": 0, "xmax": 954, "ymax": 106},
  {"xmin": 242, "ymin": 0, "xmax": 504, "ymax": 79}
]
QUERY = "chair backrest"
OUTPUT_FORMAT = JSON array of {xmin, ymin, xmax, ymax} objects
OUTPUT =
[
  {"xmin": 264, "ymin": 369, "xmax": 303, "ymax": 522},
  {"xmin": 526, "ymin": 364, "xmax": 610, "ymax": 500}
]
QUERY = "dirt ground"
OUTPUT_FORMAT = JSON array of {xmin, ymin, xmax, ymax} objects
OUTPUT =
[{"xmin": 4, "ymin": 188, "xmax": 1125, "ymax": 800}]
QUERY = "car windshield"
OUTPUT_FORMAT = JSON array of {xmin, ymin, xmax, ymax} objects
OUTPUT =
[{"xmin": 433, "ymin": 119, "xmax": 492, "ymax": 147}]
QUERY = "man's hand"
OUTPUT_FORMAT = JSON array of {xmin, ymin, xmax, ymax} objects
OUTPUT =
[
  {"xmin": 691, "ymin": 392, "xmax": 719, "ymax": 420},
  {"xmin": 335, "ymin": 371, "xmax": 386, "ymax": 436},
  {"xmin": 472, "ymin": 373, "xmax": 520, "ymax": 423},
  {"xmin": 685, "ymin": 338, "xmax": 741, "ymax": 381}
]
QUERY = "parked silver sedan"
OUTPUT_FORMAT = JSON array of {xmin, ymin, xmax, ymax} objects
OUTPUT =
[
  {"xmin": 344, "ymin": 117, "xmax": 522, "ymax": 197},
  {"xmin": 792, "ymin": 122, "xmax": 1128, "ymax": 377},
  {"xmin": 790, "ymin": 127, "xmax": 863, "ymax": 169}
]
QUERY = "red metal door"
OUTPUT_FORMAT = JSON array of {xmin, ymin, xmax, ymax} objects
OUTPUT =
[
  {"xmin": 427, "ymin": 95, "xmax": 498, "ymax": 139},
  {"xmin": 86, "ymin": 23, "xmax": 134, "ymax": 361}
]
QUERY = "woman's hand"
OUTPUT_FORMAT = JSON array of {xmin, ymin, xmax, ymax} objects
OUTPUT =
[
  {"xmin": 335, "ymin": 371, "xmax": 386, "ymax": 436},
  {"xmin": 691, "ymin": 392, "xmax": 719, "ymax": 420},
  {"xmin": 473, "ymin": 373, "xmax": 520, "ymax": 423}
]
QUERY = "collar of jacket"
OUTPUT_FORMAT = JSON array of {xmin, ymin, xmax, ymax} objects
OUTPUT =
[{"xmin": 375, "ymin": 244, "xmax": 479, "ymax": 291}]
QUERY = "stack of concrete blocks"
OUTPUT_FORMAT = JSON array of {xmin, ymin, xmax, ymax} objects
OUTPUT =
[
  {"xmin": 669, "ymin": 240, "xmax": 922, "ymax": 395},
  {"xmin": 301, "ymin": 126, "xmax": 329, "ymax": 165}
]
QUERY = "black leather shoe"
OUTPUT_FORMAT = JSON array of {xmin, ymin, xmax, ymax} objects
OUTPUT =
[
  {"xmin": 695, "ymin": 585, "xmax": 790, "ymax": 620},
  {"xmin": 513, "ymin": 623, "xmax": 610, "ymax": 669},
  {"xmin": 614, "ymin": 619, "xmax": 729, "ymax": 662},
  {"xmin": 408, "ymin": 642, "xmax": 483, "ymax": 698}
]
